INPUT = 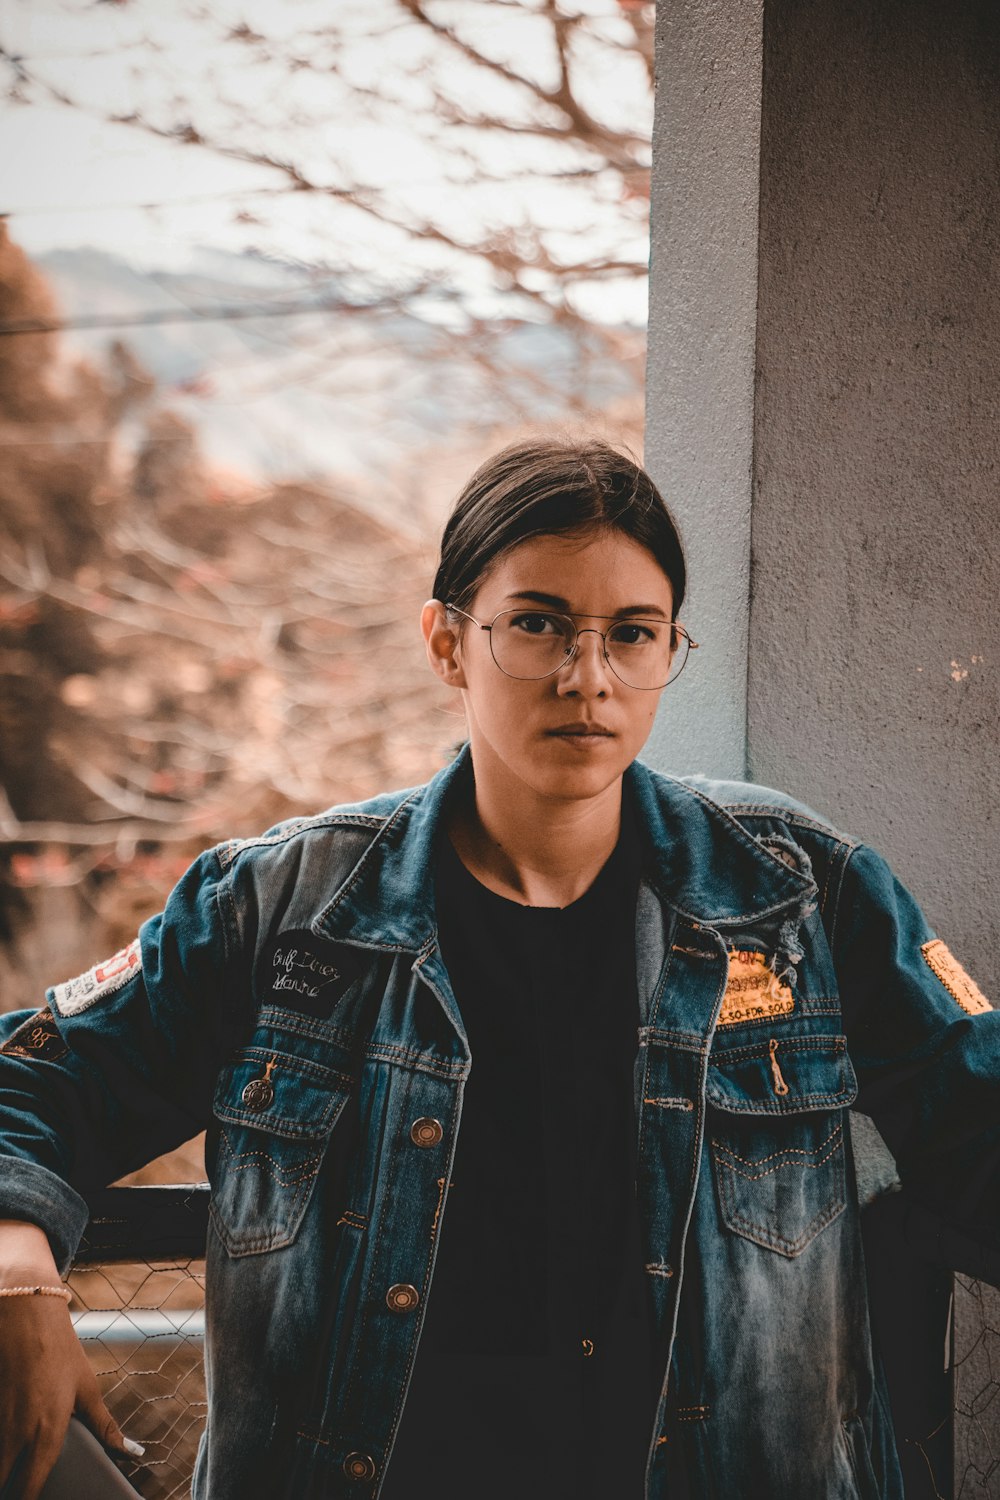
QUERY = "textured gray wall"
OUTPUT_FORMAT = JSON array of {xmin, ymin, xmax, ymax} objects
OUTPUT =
[
  {"xmin": 746, "ymin": 15, "xmax": 1000, "ymax": 1476},
  {"xmin": 644, "ymin": 0, "xmax": 763, "ymax": 778},
  {"xmin": 750, "ymin": 0, "xmax": 1000, "ymax": 988},
  {"xmin": 647, "ymin": 2, "xmax": 1000, "ymax": 1487}
]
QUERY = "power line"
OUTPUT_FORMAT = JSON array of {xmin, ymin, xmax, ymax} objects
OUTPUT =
[
  {"xmin": 0, "ymin": 295, "xmax": 365, "ymax": 338},
  {"xmin": 1, "ymin": 185, "xmax": 294, "ymax": 219}
]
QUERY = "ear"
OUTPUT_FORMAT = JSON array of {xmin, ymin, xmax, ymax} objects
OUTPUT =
[{"xmin": 421, "ymin": 600, "xmax": 468, "ymax": 688}]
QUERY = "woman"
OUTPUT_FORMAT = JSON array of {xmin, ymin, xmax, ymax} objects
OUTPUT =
[{"xmin": 0, "ymin": 437, "xmax": 997, "ymax": 1500}]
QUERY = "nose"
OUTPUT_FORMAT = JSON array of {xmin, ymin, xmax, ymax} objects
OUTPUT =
[{"xmin": 556, "ymin": 628, "xmax": 613, "ymax": 697}]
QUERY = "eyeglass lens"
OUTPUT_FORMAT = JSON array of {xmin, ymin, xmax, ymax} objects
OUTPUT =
[{"xmin": 489, "ymin": 611, "xmax": 689, "ymax": 689}]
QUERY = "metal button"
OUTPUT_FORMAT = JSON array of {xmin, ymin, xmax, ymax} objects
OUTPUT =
[
  {"xmin": 409, "ymin": 1117, "xmax": 443, "ymax": 1147},
  {"xmin": 343, "ymin": 1452, "xmax": 377, "ymax": 1483},
  {"xmin": 386, "ymin": 1283, "xmax": 420, "ymax": 1313},
  {"xmin": 241, "ymin": 1078, "xmax": 274, "ymax": 1111}
]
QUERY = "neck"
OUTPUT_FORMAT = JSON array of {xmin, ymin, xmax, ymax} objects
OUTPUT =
[{"xmin": 449, "ymin": 758, "xmax": 624, "ymax": 908}]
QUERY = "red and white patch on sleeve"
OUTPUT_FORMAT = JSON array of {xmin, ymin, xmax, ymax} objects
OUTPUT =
[{"xmin": 51, "ymin": 938, "xmax": 142, "ymax": 1017}]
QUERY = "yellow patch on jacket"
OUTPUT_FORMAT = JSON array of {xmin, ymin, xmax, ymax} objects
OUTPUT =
[
  {"xmin": 921, "ymin": 939, "xmax": 992, "ymax": 1015},
  {"xmin": 718, "ymin": 949, "xmax": 795, "ymax": 1027}
]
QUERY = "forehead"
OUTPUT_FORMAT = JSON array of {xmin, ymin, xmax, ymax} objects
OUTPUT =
[{"xmin": 472, "ymin": 529, "xmax": 674, "ymax": 614}]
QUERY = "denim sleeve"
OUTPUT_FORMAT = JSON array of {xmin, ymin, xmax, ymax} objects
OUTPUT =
[
  {"xmin": 834, "ymin": 842, "xmax": 1000, "ymax": 1278},
  {"xmin": 0, "ymin": 847, "xmax": 239, "ymax": 1272}
]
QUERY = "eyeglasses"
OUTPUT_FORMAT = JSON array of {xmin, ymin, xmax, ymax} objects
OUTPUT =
[{"xmin": 446, "ymin": 605, "xmax": 698, "ymax": 690}]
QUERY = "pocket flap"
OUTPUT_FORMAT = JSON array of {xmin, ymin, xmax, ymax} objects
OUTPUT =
[
  {"xmin": 213, "ymin": 1047, "xmax": 351, "ymax": 1140},
  {"xmin": 707, "ymin": 1036, "xmax": 857, "ymax": 1115}
]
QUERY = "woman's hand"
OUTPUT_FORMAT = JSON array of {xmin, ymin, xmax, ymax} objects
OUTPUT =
[{"xmin": 0, "ymin": 1222, "xmax": 128, "ymax": 1500}]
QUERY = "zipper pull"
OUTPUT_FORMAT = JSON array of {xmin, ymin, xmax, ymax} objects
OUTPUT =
[{"xmin": 768, "ymin": 1038, "xmax": 790, "ymax": 1096}]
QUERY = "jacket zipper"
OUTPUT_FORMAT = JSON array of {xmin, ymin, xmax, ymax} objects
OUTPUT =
[{"xmin": 768, "ymin": 1038, "xmax": 790, "ymax": 1096}]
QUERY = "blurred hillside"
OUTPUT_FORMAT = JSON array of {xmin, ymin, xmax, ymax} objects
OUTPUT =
[
  {"xmin": 37, "ymin": 244, "xmax": 643, "ymax": 521},
  {"xmin": 0, "ymin": 225, "xmax": 467, "ymax": 1015}
]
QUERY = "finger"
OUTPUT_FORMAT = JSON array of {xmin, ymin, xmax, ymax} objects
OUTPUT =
[
  {"xmin": 74, "ymin": 1393, "xmax": 125, "ymax": 1455},
  {"xmin": 73, "ymin": 1364, "xmax": 137, "ymax": 1459}
]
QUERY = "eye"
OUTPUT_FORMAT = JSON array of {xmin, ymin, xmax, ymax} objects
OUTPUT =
[
  {"xmin": 509, "ymin": 611, "xmax": 563, "ymax": 636},
  {"xmin": 608, "ymin": 621, "xmax": 661, "ymax": 647}
]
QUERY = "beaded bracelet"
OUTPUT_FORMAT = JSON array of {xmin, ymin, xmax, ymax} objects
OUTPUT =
[{"xmin": 0, "ymin": 1284, "xmax": 71, "ymax": 1302}]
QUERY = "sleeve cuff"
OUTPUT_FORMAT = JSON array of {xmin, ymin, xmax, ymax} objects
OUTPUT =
[{"xmin": 0, "ymin": 1156, "xmax": 91, "ymax": 1275}]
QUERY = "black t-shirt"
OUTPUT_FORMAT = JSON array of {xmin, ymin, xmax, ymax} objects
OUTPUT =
[{"xmin": 382, "ymin": 805, "xmax": 656, "ymax": 1500}]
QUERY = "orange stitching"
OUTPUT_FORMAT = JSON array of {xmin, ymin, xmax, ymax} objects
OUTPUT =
[
  {"xmin": 714, "ymin": 1135, "xmax": 844, "ymax": 1182},
  {"xmin": 430, "ymin": 1176, "xmax": 455, "ymax": 1242},
  {"xmin": 216, "ymin": 1130, "xmax": 323, "ymax": 1184},
  {"xmin": 364, "ymin": 1038, "xmax": 468, "ymax": 1080},
  {"xmin": 336, "ymin": 1208, "xmax": 368, "ymax": 1228},
  {"xmin": 643, "ymin": 1097, "xmax": 695, "ymax": 1111},
  {"xmin": 711, "ymin": 1121, "xmax": 842, "ymax": 1171},
  {"xmin": 226, "ymin": 1045, "xmax": 351, "ymax": 1087},
  {"xmin": 706, "ymin": 1088, "xmax": 850, "ymax": 1112},
  {"xmin": 711, "ymin": 1035, "xmax": 845, "ymax": 1063},
  {"xmin": 257, "ymin": 1005, "xmax": 357, "ymax": 1048},
  {"xmin": 217, "ymin": 1130, "xmax": 319, "ymax": 1169},
  {"xmin": 210, "ymin": 1147, "xmax": 318, "ymax": 1253}
]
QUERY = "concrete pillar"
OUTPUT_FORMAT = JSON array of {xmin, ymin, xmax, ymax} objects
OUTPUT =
[
  {"xmin": 645, "ymin": 1, "xmax": 1000, "ymax": 1491},
  {"xmin": 643, "ymin": 1, "xmax": 764, "ymax": 779}
]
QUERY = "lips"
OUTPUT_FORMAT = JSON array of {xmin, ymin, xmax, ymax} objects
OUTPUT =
[{"xmin": 546, "ymin": 722, "xmax": 615, "ymax": 738}]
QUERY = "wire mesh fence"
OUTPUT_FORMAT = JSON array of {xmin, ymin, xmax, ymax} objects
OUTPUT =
[
  {"xmin": 954, "ymin": 1278, "xmax": 1000, "ymax": 1497},
  {"xmin": 69, "ymin": 1187, "xmax": 209, "ymax": 1500},
  {"xmin": 68, "ymin": 1187, "xmax": 999, "ymax": 1500},
  {"xmin": 68, "ymin": 1262, "xmax": 206, "ymax": 1499}
]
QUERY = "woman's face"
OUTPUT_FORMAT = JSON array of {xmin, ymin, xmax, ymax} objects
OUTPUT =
[{"xmin": 424, "ymin": 527, "xmax": 675, "ymax": 808}]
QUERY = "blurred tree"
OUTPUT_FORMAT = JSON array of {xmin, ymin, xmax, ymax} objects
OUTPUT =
[
  {"xmin": 0, "ymin": 0, "xmax": 653, "ymax": 406},
  {"xmin": 0, "ymin": 223, "xmax": 452, "ymax": 1004}
]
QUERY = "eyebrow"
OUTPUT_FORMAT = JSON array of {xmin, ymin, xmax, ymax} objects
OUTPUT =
[{"xmin": 502, "ymin": 590, "xmax": 670, "ymax": 619}]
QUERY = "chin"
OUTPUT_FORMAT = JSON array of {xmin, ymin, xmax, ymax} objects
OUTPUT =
[{"xmin": 524, "ymin": 757, "xmax": 629, "ymax": 803}]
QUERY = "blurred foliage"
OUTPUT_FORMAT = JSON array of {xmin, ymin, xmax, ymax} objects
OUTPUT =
[{"xmin": 0, "ymin": 225, "xmax": 454, "ymax": 982}]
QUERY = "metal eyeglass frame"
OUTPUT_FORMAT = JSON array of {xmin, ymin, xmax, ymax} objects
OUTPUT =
[{"xmin": 445, "ymin": 604, "xmax": 699, "ymax": 690}]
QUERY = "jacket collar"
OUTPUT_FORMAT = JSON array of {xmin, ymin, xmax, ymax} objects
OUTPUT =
[
  {"xmin": 628, "ymin": 760, "xmax": 817, "ymax": 926},
  {"xmin": 311, "ymin": 744, "xmax": 816, "ymax": 952}
]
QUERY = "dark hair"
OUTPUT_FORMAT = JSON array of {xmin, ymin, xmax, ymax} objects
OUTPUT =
[{"xmin": 433, "ymin": 437, "xmax": 687, "ymax": 618}]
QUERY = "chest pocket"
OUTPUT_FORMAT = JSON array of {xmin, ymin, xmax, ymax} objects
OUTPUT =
[
  {"xmin": 210, "ymin": 1046, "xmax": 351, "ymax": 1257},
  {"xmin": 707, "ymin": 1036, "xmax": 857, "ymax": 1258}
]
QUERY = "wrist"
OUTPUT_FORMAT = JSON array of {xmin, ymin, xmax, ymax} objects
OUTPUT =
[
  {"xmin": 0, "ymin": 1284, "xmax": 71, "ymax": 1302},
  {"xmin": 0, "ymin": 1219, "xmax": 60, "ymax": 1286}
]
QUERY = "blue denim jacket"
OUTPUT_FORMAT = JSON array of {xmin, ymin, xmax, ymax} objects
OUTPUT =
[{"xmin": 1, "ymin": 747, "xmax": 998, "ymax": 1499}]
